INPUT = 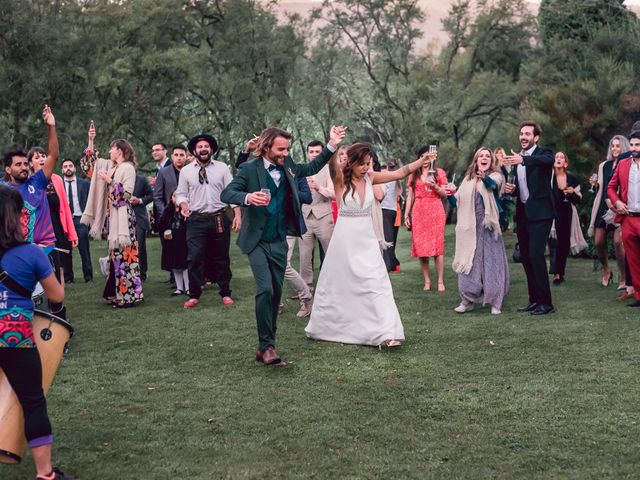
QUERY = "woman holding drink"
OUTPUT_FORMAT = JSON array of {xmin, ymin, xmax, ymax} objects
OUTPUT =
[{"xmin": 404, "ymin": 145, "xmax": 450, "ymax": 291}]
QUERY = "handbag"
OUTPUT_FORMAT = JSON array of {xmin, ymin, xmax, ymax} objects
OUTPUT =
[{"xmin": 512, "ymin": 242, "xmax": 522, "ymax": 263}]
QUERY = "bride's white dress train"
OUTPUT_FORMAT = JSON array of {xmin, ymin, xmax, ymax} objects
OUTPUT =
[{"xmin": 305, "ymin": 174, "xmax": 405, "ymax": 346}]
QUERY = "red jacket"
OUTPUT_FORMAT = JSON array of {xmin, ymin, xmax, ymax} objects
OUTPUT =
[{"xmin": 51, "ymin": 173, "xmax": 78, "ymax": 243}]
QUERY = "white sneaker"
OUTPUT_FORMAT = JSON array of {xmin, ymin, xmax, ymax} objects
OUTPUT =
[
  {"xmin": 454, "ymin": 302, "xmax": 474, "ymax": 313},
  {"xmin": 490, "ymin": 307, "xmax": 501, "ymax": 315}
]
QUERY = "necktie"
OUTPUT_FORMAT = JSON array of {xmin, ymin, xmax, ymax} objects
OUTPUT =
[{"xmin": 67, "ymin": 181, "xmax": 75, "ymax": 215}]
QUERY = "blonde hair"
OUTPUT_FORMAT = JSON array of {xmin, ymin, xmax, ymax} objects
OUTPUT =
[{"xmin": 464, "ymin": 147, "xmax": 498, "ymax": 180}]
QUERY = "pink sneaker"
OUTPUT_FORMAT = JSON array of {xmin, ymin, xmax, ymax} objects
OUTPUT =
[
  {"xmin": 183, "ymin": 298, "xmax": 199, "ymax": 309},
  {"xmin": 222, "ymin": 296, "xmax": 235, "ymax": 305}
]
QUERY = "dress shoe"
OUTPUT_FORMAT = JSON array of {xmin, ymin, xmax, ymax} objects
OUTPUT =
[
  {"xmin": 530, "ymin": 304, "xmax": 555, "ymax": 315},
  {"xmin": 626, "ymin": 300, "xmax": 640, "ymax": 308},
  {"xmin": 183, "ymin": 298, "xmax": 199, "ymax": 309},
  {"xmin": 257, "ymin": 347, "xmax": 287, "ymax": 366},
  {"xmin": 296, "ymin": 299, "xmax": 313, "ymax": 318},
  {"xmin": 517, "ymin": 302, "xmax": 538, "ymax": 312},
  {"xmin": 552, "ymin": 277, "xmax": 564, "ymax": 286},
  {"xmin": 617, "ymin": 291, "xmax": 635, "ymax": 301},
  {"xmin": 84, "ymin": 277, "xmax": 93, "ymax": 283}
]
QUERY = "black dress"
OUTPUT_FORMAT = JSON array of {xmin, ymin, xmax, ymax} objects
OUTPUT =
[
  {"xmin": 550, "ymin": 172, "xmax": 580, "ymax": 279},
  {"xmin": 158, "ymin": 207, "xmax": 188, "ymax": 271}
]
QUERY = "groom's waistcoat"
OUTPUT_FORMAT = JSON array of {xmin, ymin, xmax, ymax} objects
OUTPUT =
[{"xmin": 261, "ymin": 168, "xmax": 288, "ymax": 242}]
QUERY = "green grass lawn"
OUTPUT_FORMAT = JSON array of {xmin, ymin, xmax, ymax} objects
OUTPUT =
[{"xmin": 4, "ymin": 227, "xmax": 639, "ymax": 479}]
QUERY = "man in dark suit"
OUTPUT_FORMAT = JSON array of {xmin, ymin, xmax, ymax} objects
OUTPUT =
[
  {"xmin": 504, "ymin": 121, "xmax": 555, "ymax": 315},
  {"xmin": 60, "ymin": 158, "xmax": 93, "ymax": 283},
  {"xmin": 221, "ymin": 126, "xmax": 346, "ymax": 366},
  {"xmin": 153, "ymin": 144, "xmax": 187, "ymax": 218},
  {"xmin": 131, "ymin": 175, "xmax": 154, "ymax": 281}
]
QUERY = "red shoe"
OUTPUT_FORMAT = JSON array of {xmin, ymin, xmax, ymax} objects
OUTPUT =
[
  {"xmin": 395, "ymin": 265, "xmax": 401, "ymax": 272},
  {"xmin": 222, "ymin": 296, "xmax": 235, "ymax": 305},
  {"xmin": 183, "ymin": 298, "xmax": 199, "ymax": 309}
]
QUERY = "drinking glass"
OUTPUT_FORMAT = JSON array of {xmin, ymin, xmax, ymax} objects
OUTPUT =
[{"xmin": 260, "ymin": 188, "xmax": 271, "ymax": 205}]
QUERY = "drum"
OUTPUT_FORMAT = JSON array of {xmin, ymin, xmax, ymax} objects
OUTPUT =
[
  {"xmin": 31, "ymin": 282, "xmax": 44, "ymax": 307},
  {"xmin": 0, "ymin": 310, "xmax": 74, "ymax": 464}
]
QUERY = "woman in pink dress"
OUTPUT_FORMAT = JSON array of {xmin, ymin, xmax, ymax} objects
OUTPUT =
[{"xmin": 404, "ymin": 145, "xmax": 449, "ymax": 291}]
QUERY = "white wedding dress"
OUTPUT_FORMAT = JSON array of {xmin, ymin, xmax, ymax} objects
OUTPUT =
[{"xmin": 305, "ymin": 174, "xmax": 405, "ymax": 346}]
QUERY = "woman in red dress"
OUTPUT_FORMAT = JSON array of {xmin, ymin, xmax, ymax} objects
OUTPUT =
[{"xmin": 404, "ymin": 146, "xmax": 449, "ymax": 291}]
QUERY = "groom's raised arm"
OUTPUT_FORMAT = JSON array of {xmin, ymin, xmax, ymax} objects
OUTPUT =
[{"xmin": 294, "ymin": 126, "xmax": 346, "ymax": 177}]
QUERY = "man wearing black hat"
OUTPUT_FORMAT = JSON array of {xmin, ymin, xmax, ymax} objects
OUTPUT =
[{"xmin": 175, "ymin": 134, "xmax": 241, "ymax": 308}]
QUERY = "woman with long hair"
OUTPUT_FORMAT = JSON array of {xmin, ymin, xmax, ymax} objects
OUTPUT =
[
  {"xmin": 305, "ymin": 143, "xmax": 432, "ymax": 347},
  {"xmin": 588, "ymin": 135, "xmax": 628, "ymax": 288},
  {"xmin": 404, "ymin": 145, "xmax": 449, "ymax": 291},
  {"xmin": 0, "ymin": 185, "xmax": 71, "ymax": 480},
  {"xmin": 548, "ymin": 152, "xmax": 586, "ymax": 285},
  {"xmin": 81, "ymin": 122, "xmax": 143, "ymax": 307},
  {"xmin": 452, "ymin": 148, "xmax": 509, "ymax": 314}
]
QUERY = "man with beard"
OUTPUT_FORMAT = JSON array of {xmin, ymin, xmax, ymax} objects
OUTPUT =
[
  {"xmin": 59, "ymin": 158, "xmax": 93, "ymax": 283},
  {"xmin": 504, "ymin": 121, "xmax": 555, "ymax": 315},
  {"xmin": 608, "ymin": 131, "xmax": 640, "ymax": 307},
  {"xmin": 3, "ymin": 105, "xmax": 58, "ymax": 252},
  {"xmin": 221, "ymin": 126, "xmax": 345, "ymax": 366},
  {"xmin": 176, "ymin": 134, "xmax": 241, "ymax": 308}
]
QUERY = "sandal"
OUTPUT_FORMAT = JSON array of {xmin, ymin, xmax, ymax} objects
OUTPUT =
[
  {"xmin": 602, "ymin": 271, "xmax": 613, "ymax": 287},
  {"xmin": 380, "ymin": 339, "xmax": 402, "ymax": 348},
  {"xmin": 423, "ymin": 281, "xmax": 432, "ymax": 291},
  {"xmin": 438, "ymin": 282, "xmax": 446, "ymax": 292}
]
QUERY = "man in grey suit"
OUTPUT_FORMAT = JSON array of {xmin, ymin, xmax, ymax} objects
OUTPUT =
[
  {"xmin": 153, "ymin": 145, "xmax": 188, "ymax": 218},
  {"xmin": 299, "ymin": 140, "xmax": 336, "ymax": 289},
  {"xmin": 132, "ymin": 175, "xmax": 154, "ymax": 281}
]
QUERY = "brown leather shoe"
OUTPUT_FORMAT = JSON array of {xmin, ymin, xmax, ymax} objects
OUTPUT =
[
  {"xmin": 260, "ymin": 347, "xmax": 287, "ymax": 366},
  {"xmin": 617, "ymin": 291, "xmax": 635, "ymax": 301}
]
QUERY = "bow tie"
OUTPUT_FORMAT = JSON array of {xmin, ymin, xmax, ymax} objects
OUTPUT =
[{"xmin": 268, "ymin": 164, "xmax": 281, "ymax": 172}]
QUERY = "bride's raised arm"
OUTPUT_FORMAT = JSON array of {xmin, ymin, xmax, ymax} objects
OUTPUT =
[{"xmin": 369, "ymin": 152, "xmax": 434, "ymax": 185}]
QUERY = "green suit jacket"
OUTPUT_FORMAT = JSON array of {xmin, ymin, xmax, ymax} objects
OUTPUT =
[{"xmin": 220, "ymin": 146, "xmax": 335, "ymax": 254}]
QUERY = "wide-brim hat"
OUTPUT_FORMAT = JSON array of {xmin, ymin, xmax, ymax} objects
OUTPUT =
[{"xmin": 187, "ymin": 134, "xmax": 218, "ymax": 155}]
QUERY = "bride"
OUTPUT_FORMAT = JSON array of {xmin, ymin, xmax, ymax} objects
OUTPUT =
[{"xmin": 305, "ymin": 143, "xmax": 432, "ymax": 347}]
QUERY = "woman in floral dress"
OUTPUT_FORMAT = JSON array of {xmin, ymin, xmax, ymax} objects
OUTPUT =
[
  {"xmin": 404, "ymin": 145, "xmax": 449, "ymax": 292},
  {"xmin": 81, "ymin": 122, "xmax": 143, "ymax": 307}
]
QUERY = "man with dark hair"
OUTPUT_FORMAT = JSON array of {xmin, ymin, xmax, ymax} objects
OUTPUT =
[
  {"xmin": 176, "ymin": 134, "xmax": 241, "ymax": 308},
  {"xmin": 221, "ymin": 126, "xmax": 346, "ymax": 366},
  {"xmin": 299, "ymin": 139, "xmax": 336, "ymax": 290},
  {"xmin": 153, "ymin": 145, "xmax": 188, "ymax": 219},
  {"xmin": 3, "ymin": 105, "xmax": 58, "ymax": 252},
  {"xmin": 151, "ymin": 142, "xmax": 170, "ymax": 173},
  {"xmin": 608, "ymin": 131, "xmax": 640, "ymax": 307},
  {"xmin": 59, "ymin": 158, "xmax": 92, "ymax": 283},
  {"xmin": 504, "ymin": 121, "xmax": 556, "ymax": 315}
]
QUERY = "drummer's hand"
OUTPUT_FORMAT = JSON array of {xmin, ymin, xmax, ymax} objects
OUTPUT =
[{"xmin": 71, "ymin": 239, "xmax": 78, "ymax": 248}]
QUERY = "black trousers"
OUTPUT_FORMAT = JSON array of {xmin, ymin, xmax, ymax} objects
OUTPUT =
[
  {"xmin": 0, "ymin": 348, "xmax": 52, "ymax": 445},
  {"xmin": 136, "ymin": 225, "xmax": 148, "ymax": 280},
  {"xmin": 549, "ymin": 206, "xmax": 572, "ymax": 278},
  {"xmin": 382, "ymin": 208, "xmax": 400, "ymax": 271},
  {"xmin": 516, "ymin": 202, "xmax": 553, "ymax": 306},
  {"xmin": 187, "ymin": 214, "xmax": 232, "ymax": 299},
  {"xmin": 61, "ymin": 217, "xmax": 93, "ymax": 282}
]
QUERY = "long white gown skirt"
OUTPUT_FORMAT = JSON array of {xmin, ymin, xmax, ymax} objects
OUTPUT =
[{"xmin": 305, "ymin": 175, "xmax": 405, "ymax": 346}]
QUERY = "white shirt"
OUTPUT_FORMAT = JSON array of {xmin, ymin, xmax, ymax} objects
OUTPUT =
[
  {"xmin": 628, "ymin": 160, "xmax": 640, "ymax": 213},
  {"xmin": 175, "ymin": 160, "xmax": 233, "ymax": 213},
  {"xmin": 517, "ymin": 144, "xmax": 537, "ymax": 203},
  {"xmin": 64, "ymin": 176, "xmax": 83, "ymax": 217},
  {"xmin": 263, "ymin": 158, "xmax": 282, "ymax": 187},
  {"xmin": 156, "ymin": 158, "xmax": 169, "ymax": 172},
  {"xmin": 380, "ymin": 181, "xmax": 398, "ymax": 211}
]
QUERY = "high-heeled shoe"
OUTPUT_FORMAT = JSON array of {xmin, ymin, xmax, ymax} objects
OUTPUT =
[
  {"xmin": 423, "ymin": 281, "xmax": 432, "ymax": 291},
  {"xmin": 438, "ymin": 282, "xmax": 446, "ymax": 292},
  {"xmin": 602, "ymin": 271, "xmax": 613, "ymax": 287}
]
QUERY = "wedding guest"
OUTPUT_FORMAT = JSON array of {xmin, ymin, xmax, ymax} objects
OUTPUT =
[
  {"xmin": 494, "ymin": 147, "xmax": 514, "ymax": 231},
  {"xmin": 176, "ymin": 133, "xmax": 241, "ymax": 308},
  {"xmin": 607, "ymin": 131, "xmax": 640, "ymax": 307},
  {"xmin": 404, "ymin": 145, "xmax": 449, "ymax": 291},
  {"xmin": 588, "ymin": 135, "xmax": 629, "ymax": 288},
  {"xmin": 331, "ymin": 146, "xmax": 349, "ymax": 222},
  {"xmin": 503, "ymin": 121, "xmax": 555, "ymax": 315},
  {"xmin": 80, "ymin": 122, "xmax": 143, "ymax": 308},
  {"xmin": 130, "ymin": 174, "xmax": 153, "ymax": 281},
  {"xmin": 0, "ymin": 185, "xmax": 71, "ymax": 480},
  {"xmin": 60, "ymin": 159, "xmax": 93, "ymax": 283},
  {"xmin": 158, "ymin": 190, "xmax": 189, "ymax": 296},
  {"xmin": 548, "ymin": 152, "xmax": 586, "ymax": 285},
  {"xmin": 28, "ymin": 147, "xmax": 79, "ymax": 287},
  {"xmin": 380, "ymin": 159, "xmax": 402, "ymax": 272},
  {"xmin": 452, "ymin": 148, "xmax": 509, "ymax": 314}
]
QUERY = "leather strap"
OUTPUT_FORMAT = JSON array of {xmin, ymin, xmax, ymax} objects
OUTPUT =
[{"xmin": 0, "ymin": 244, "xmax": 33, "ymax": 299}]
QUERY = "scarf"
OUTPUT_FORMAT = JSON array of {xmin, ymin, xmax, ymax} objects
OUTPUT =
[
  {"xmin": 452, "ymin": 172, "xmax": 502, "ymax": 275},
  {"xmin": 550, "ymin": 183, "xmax": 588, "ymax": 255},
  {"xmin": 81, "ymin": 157, "xmax": 112, "ymax": 239},
  {"xmin": 587, "ymin": 160, "xmax": 606, "ymax": 237}
]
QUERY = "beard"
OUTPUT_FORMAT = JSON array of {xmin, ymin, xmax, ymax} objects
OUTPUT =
[
  {"xmin": 632, "ymin": 150, "xmax": 640, "ymax": 159},
  {"xmin": 197, "ymin": 151, "xmax": 212, "ymax": 163}
]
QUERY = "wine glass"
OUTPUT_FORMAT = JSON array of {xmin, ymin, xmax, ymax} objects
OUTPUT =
[{"xmin": 588, "ymin": 173, "xmax": 598, "ymax": 194}]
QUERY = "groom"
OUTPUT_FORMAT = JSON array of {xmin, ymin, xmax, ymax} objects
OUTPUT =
[{"xmin": 221, "ymin": 126, "xmax": 345, "ymax": 366}]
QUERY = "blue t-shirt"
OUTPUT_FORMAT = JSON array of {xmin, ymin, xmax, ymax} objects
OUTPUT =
[
  {"xmin": 0, "ymin": 243, "xmax": 53, "ymax": 348},
  {"xmin": 10, "ymin": 170, "xmax": 56, "ymax": 251}
]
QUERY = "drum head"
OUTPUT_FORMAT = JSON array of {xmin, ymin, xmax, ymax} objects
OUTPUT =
[{"xmin": 33, "ymin": 310, "xmax": 75, "ymax": 338}]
